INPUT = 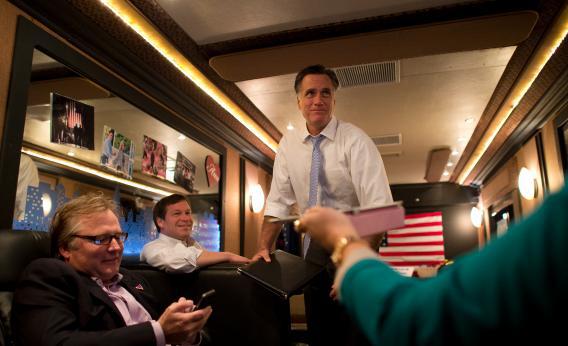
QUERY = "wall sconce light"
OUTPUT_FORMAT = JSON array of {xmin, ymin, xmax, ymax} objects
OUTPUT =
[
  {"xmin": 518, "ymin": 167, "xmax": 537, "ymax": 200},
  {"xmin": 250, "ymin": 184, "xmax": 265, "ymax": 213},
  {"xmin": 42, "ymin": 193, "xmax": 52, "ymax": 217},
  {"xmin": 470, "ymin": 206, "xmax": 483, "ymax": 228}
]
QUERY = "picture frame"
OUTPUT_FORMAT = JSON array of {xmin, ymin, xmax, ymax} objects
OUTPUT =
[
  {"xmin": 50, "ymin": 92, "xmax": 95, "ymax": 150},
  {"xmin": 141, "ymin": 135, "xmax": 167, "ymax": 179},
  {"xmin": 174, "ymin": 151, "xmax": 196, "ymax": 193}
]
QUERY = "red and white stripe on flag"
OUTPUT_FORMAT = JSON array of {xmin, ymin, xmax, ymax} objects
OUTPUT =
[{"xmin": 379, "ymin": 211, "xmax": 445, "ymax": 267}]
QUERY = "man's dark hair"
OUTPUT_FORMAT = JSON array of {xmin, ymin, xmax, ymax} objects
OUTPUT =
[
  {"xmin": 153, "ymin": 194, "xmax": 189, "ymax": 231},
  {"xmin": 294, "ymin": 64, "xmax": 340, "ymax": 94}
]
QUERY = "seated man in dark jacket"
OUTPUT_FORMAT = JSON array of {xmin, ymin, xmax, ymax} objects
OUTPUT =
[{"xmin": 12, "ymin": 193, "xmax": 211, "ymax": 345}]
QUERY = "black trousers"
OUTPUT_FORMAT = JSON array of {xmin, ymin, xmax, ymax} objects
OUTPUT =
[{"xmin": 304, "ymin": 244, "xmax": 371, "ymax": 346}]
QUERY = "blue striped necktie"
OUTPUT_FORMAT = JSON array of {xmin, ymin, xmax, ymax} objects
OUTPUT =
[{"xmin": 304, "ymin": 134, "xmax": 324, "ymax": 257}]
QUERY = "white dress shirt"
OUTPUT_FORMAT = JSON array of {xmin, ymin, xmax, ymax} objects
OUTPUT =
[
  {"xmin": 140, "ymin": 233, "xmax": 204, "ymax": 273},
  {"xmin": 265, "ymin": 116, "xmax": 393, "ymax": 218},
  {"xmin": 15, "ymin": 154, "xmax": 39, "ymax": 220}
]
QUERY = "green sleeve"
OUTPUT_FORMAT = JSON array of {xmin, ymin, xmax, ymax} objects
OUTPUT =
[{"xmin": 340, "ymin": 185, "xmax": 568, "ymax": 346}]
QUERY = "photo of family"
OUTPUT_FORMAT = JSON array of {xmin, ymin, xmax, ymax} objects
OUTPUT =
[
  {"xmin": 141, "ymin": 135, "xmax": 167, "ymax": 179},
  {"xmin": 174, "ymin": 152, "xmax": 196, "ymax": 192},
  {"xmin": 50, "ymin": 93, "xmax": 95, "ymax": 150},
  {"xmin": 100, "ymin": 125, "xmax": 135, "ymax": 179}
]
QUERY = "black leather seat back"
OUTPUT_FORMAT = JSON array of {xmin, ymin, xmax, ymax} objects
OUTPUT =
[
  {"xmin": 174, "ymin": 264, "xmax": 291, "ymax": 346},
  {"xmin": 0, "ymin": 230, "xmax": 51, "ymax": 346},
  {"xmin": 0, "ymin": 230, "xmax": 51, "ymax": 291}
]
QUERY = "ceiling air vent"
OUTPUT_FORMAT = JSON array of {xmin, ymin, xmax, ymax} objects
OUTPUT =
[
  {"xmin": 372, "ymin": 134, "xmax": 402, "ymax": 147},
  {"xmin": 334, "ymin": 61, "xmax": 400, "ymax": 88}
]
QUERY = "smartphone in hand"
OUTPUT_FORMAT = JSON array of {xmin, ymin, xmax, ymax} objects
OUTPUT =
[{"xmin": 192, "ymin": 289, "xmax": 216, "ymax": 311}]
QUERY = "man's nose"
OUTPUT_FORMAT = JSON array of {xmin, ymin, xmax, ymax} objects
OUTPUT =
[
  {"xmin": 108, "ymin": 237, "xmax": 122, "ymax": 251},
  {"xmin": 313, "ymin": 93, "xmax": 324, "ymax": 104}
]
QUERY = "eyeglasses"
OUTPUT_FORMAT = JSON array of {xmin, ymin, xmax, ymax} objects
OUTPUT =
[{"xmin": 73, "ymin": 232, "xmax": 128, "ymax": 245}]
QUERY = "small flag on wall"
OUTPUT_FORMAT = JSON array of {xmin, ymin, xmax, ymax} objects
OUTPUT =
[{"xmin": 379, "ymin": 211, "xmax": 445, "ymax": 267}]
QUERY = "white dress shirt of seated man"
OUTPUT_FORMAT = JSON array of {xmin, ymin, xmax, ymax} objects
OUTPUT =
[{"xmin": 150, "ymin": 194, "xmax": 249, "ymax": 272}]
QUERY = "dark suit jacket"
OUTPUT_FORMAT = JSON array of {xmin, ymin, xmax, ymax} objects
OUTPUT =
[{"xmin": 12, "ymin": 258, "xmax": 161, "ymax": 346}]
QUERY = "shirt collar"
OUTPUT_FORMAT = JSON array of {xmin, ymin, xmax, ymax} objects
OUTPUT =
[
  {"xmin": 302, "ymin": 116, "xmax": 338, "ymax": 142},
  {"xmin": 92, "ymin": 272, "xmax": 123, "ymax": 288},
  {"xmin": 158, "ymin": 232, "xmax": 186, "ymax": 244}
]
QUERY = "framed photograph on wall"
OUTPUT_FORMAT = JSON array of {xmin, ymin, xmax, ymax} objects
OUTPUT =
[
  {"xmin": 174, "ymin": 152, "xmax": 196, "ymax": 192},
  {"xmin": 100, "ymin": 125, "xmax": 135, "ymax": 179},
  {"xmin": 50, "ymin": 92, "xmax": 95, "ymax": 150},
  {"xmin": 141, "ymin": 135, "xmax": 167, "ymax": 179}
]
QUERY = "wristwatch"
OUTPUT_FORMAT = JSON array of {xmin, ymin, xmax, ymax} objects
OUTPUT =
[{"xmin": 331, "ymin": 236, "xmax": 360, "ymax": 266}]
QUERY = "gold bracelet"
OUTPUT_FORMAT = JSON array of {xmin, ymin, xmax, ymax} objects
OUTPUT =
[{"xmin": 331, "ymin": 236, "xmax": 360, "ymax": 266}]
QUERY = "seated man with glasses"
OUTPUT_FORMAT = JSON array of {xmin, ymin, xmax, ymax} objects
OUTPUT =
[{"xmin": 12, "ymin": 193, "xmax": 211, "ymax": 345}]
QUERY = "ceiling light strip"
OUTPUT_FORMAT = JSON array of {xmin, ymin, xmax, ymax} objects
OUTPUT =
[
  {"xmin": 457, "ymin": 5, "xmax": 568, "ymax": 185},
  {"xmin": 22, "ymin": 147, "xmax": 171, "ymax": 197},
  {"xmin": 99, "ymin": 0, "xmax": 278, "ymax": 152}
]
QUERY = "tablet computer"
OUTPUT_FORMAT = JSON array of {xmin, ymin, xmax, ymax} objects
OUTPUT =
[{"xmin": 237, "ymin": 250, "xmax": 323, "ymax": 300}]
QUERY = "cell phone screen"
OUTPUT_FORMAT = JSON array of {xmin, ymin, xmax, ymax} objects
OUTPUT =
[{"xmin": 193, "ymin": 289, "xmax": 216, "ymax": 311}]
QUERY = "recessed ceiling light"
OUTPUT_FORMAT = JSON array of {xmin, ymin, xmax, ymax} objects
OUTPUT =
[
  {"xmin": 451, "ymin": 150, "xmax": 459, "ymax": 156},
  {"xmin": 67, "ymin": 151, "xmax": 75, "ymax": 157},
  {"xmin": 465, "ymin": 117, "xmax": 474, "ymax": 124},
  {"xmin": 178, "ymin": 134, "xmax": 186, "ymax": 141},
  {"xmin": 447, "ymin": 162, "xmax": 454, "ymax": 167},
  {"xmin": 458, "ymin": 137, "xmax": 466, "ymax": 142},
  {"xmin": 442, "ymin": 171, "xmax": 450, "ymax": 176},
  {"xmin": 286, "ymin": 122, "xmax": 295, "ymax": 131}
]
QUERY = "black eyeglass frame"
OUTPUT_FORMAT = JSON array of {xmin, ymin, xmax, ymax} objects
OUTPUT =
[{"xmin": 72, "ymin": 232, "xmax": 129, "ymax": 245}]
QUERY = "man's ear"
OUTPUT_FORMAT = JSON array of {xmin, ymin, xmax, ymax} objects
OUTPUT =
[
  {"xmin": 59, "ymin": 246, "xmax": 71, "ymax": 261},
  {"xmin": 156, "ymin": 217, "xmax": 165, "ymax": 230}
]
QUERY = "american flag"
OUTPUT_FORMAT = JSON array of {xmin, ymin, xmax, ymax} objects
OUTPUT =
[{"xmin": 379, "ymin": 211, "xmax": 445, "ymax": 267}]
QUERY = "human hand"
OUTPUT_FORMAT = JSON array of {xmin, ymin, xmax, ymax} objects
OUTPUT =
[
  {"xmin": 329, "ymin": 284, "xmax": 338, "ymax": 301},
  {"xmin": 158, "ymin": 297, "xmax": 212, "ymax": 344},
  {"xmin": 251, "ymin": 248, "xmax": 271, "ymax": 262},
  {"xmin": 295, "ymin": 207, "xmax": 359, "ymax": 252}
]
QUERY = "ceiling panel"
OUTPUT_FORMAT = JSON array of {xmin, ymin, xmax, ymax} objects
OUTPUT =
[{"xmin": 156, "ymin": 0, "xmax": 471, "ymax": 44}]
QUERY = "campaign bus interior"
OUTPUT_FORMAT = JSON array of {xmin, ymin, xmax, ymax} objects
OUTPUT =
[{"xmin": 0, "ymin": 0, "xmax": 567, "ymax": 344}]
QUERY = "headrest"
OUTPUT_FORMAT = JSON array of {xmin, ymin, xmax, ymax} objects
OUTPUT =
[{"xmin": 0, "ymin": 230, "xmax": 51, "ymax": 290}]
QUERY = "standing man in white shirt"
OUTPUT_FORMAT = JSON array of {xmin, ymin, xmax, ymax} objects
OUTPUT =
[
  {"xmin": 141, "ymin": 194, "xmax": 249, "ymax": 273},
  {"xmin": 252, "ymin": 64, "xmax": 392, "ymax": 345}
]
